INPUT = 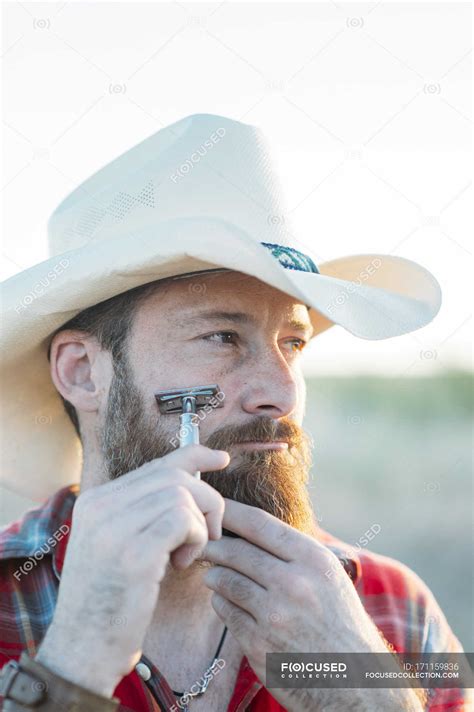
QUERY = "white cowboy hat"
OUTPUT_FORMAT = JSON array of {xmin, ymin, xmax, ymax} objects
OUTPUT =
[{"xmin": 1, "ymin": 113, "xmax": 441, "ymax": 501}]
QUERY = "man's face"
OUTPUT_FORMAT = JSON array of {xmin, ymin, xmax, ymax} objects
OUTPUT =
[{"xmin": 100, "ymin": 271, "xmax": 317, "ymax": 535}]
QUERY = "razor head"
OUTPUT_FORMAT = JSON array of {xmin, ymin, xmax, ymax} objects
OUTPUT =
[{"xmin": 154, "ymin": 384, "xmax": 224, "ymax": 414}]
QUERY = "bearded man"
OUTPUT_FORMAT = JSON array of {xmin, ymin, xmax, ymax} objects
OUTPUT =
[{"xmin": 0, "ymin": 114, "xmax": 468, "ymax": 712}]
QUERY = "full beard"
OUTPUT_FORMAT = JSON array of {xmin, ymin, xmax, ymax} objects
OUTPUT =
[{"xmin": 100, "ymin": 354, "xmax": 317, "ymax": 536}]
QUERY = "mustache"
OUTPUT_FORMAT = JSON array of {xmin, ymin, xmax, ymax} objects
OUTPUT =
[
  {"xmin": 201, "ymin": 415, "xmax": 315, "ymax": 537},
  {"xmin": 203, "ymin": 415, "xmax": 307, "ymax": 452}
]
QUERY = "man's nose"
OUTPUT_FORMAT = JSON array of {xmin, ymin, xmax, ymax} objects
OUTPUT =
[{"xmin": 239, "ymin": 347, "xmax": 301, "ymax": 418}]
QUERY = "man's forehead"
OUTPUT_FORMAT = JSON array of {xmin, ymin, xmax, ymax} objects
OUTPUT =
[
  {"xmin": 164, "ymin": 270, "xmax": 303, "ymax": 303},
  {"xmin": 162, "ymin": 270, "xmax": 306, "ymax": 307},
  {"xmin": 138, "ymin": 270, "xmax": 312, "ymax": 331}
]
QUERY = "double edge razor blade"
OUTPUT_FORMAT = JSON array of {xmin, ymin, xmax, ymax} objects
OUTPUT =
[
  {"xmin": 155, "ymin": 385, "xmax": 223, "ymax": 414},
  {"xmin": 154, "ymin": 384, "xmax": 224, "ymax": 479}
]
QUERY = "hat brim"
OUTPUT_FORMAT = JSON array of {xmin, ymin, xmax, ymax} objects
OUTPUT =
[{"xmin": 0, "ymin": 216, "xmax": 441, "ymax": 500}]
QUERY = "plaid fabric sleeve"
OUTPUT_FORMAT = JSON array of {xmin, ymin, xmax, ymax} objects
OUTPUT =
[
  {"xmin": 356, "ymin": 550, "xmax": 472, "ymax": 711},
  {"xmin": 416, "ymin": 570, "xmax": 472, "ymax": 712}
]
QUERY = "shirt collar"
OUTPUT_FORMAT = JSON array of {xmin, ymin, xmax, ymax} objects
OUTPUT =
[
  {"xmin": 315, "ymin": 528, "xmax": 362, "ymax": 586},
  {"xmin": 0, "ymin": 484, "xmax": 78, "ymax": 566},
  {"xmin": 0, "ymin": 485, "xmax": 361, "ymax": 586}
]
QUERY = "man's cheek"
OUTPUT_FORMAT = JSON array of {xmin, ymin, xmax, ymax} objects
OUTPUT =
[{"xmin": 294, "ymin": 375, "xmax": 306, "ymax": 424}]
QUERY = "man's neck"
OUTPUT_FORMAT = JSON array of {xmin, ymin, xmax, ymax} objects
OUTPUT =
[
  {"xmin": 140, "ymin": 562, "xmax": 247, "ymax": 709},
  {"xmin": 142, "ymin": 560, "xmax": 227, "ymax": 663}
]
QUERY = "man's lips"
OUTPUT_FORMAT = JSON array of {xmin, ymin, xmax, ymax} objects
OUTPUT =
[{"xmin": 231, "ymin": 440, "xmax": 289, "ymax": 451}]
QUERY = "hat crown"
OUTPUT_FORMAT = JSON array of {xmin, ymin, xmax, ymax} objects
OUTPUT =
[{"xmin": 47, "ymin": 114, "xmax": 302, "ymax": 259}]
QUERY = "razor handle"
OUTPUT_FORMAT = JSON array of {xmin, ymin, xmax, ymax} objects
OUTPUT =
[{"xmin": 180, "ymin": 396, "xmax": 201, "ymax": 478}]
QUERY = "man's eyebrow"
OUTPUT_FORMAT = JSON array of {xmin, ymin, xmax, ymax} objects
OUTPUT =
[
  {"xmin": 287, "ymin": 317, "xmax": 314, "ymax": 337},
  {"xmin": 178, "ymin": 310, "xmax": 314, "ymax": 336}
]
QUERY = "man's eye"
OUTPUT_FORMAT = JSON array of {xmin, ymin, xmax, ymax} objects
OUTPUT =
[
  {"xmin": 202, "ymin": 331, "xmax": 238, "ymax": 345},
  {"xmin": 287, "ymin": 338, "xmax": 307, "ymax": 353}
]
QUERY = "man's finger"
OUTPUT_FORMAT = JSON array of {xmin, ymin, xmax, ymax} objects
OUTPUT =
[
  {"xmin": 127, "ymin": 470, "xmax": 224, "ymax": 539},
  {"xmin": 203, "ymin": 565, "xmax": 266, "ymax": 619},
  {"xmin": 112, "ymin": 444, "xmax": 230, "ymax": 488},
  {"xmin": 199, "ymin": 536, "xmax": 280, "ymax": 586},
  {"xmin": 220, "ymin": 499, "xmax": 314, "ymax": 561}
]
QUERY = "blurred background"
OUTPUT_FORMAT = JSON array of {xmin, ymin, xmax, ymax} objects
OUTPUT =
[
  {"xmin": 305, "ymin": 371, "xmax": 473, "ymax": 652},
  {"xmin": 1, "ymin": 1, "xmax": 472, "ymax": 650}
]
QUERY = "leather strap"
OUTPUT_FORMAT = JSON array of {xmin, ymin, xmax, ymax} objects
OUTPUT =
[
  {"xmin": 0, "ymin": 652, "xmax": 120, "ymax": 710},
  {"xmin": 0, "ymin": 659, "xmax": 45, "ymax": 706}
]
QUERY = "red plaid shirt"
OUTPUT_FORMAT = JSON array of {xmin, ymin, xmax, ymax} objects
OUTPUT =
[{"xmin": 0, "ymin": 485, "xmax": 470, "ymax": 711}]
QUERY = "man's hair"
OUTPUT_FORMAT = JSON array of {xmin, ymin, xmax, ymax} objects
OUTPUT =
[{"xmin": 47, "ymin": 279, "xmax": 165, "ymax": 439}]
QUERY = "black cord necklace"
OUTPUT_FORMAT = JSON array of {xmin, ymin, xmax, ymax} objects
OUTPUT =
[{"xmin": 171, "ymin": 624, "xmax": 228, "ymax": 704}]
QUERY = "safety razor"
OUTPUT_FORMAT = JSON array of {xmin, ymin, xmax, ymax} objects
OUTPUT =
[{"xmin": 154, "ymin": 384, "xmax": 224, "ymax": 479}]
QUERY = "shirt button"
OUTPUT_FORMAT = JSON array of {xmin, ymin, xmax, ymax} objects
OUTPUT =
[{"xmin": 136, "ymin": 662, "xmax": 152, "ymax": 681}]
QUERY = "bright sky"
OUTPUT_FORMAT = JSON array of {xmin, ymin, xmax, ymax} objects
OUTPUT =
[{"xmin": 1, "ymin": 1, "xmax": 472, "ymax": 375}]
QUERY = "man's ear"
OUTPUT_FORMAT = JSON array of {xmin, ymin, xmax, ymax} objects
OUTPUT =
[{"xmin": 49, "ymin": 330, "xmax": 112, "ymax": 413}]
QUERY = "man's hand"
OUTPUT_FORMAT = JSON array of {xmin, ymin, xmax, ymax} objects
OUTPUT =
[
  {"xmin": 199, "ymin": 500, "xmax": 423, "ymax": 712},
  {"xmin": 36, "ymin": 445, "xmax": 229, "ymax": 698}
]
